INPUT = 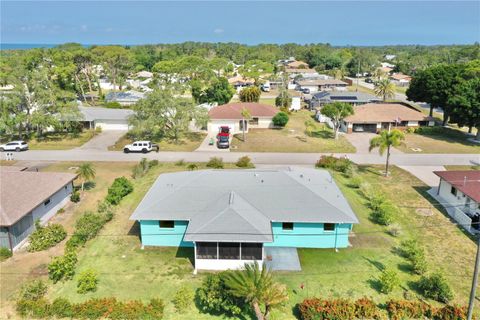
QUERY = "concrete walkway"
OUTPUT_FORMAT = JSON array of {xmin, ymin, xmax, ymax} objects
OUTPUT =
[
  {"xmin": 398, "ymin": 165, "xmax": 445, "ymax": 186},
  {"xmin": 265, "ymin": 247, "xmax": 301, "ymax": 271},
  {"xmin": 76, "ymin": 130, "xmax": 126, "ymax": 151}
]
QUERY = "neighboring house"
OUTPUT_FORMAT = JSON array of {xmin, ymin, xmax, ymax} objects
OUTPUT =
[
  {"xmin": 379, "ymin": 66, "xmax": 393, "ymax": 74},
  {"xmin": 310, "ymin": 91, "xmax": 381, "ymax": 109},
  {"xmin": 130, "ymin": 168, "xmax": 359, "ymax": 271},
  {"xmin": 384, "ymin": 54, "xmax": 396, "ymax": 61},
  {"xmin": 285, "ymin": 60, "xmax": 309, "ymax": 69},
  {"xmin": 136, "ymin": 71, "xmax": 153, "ymax": 79},
  {"xmin": 432, "ymin": 171, "xmax": 480, "ymax": 234},
  {"xmin": 381, "ymin": 62, "xmax": 395, "ymax": 68},
  {"xmin": 285, "ymin": 68, "xmax": 318, "ymax": 78},
  {"xmin": 389, "ymin": 73, "xmax": 412, "ymax": 86},
  {"xmin": 296, "ymin": 79, "xmax": 348, "ymax": 93},
  {"xmin": 342, "ymin": 103, "xmax": 435, "ymax": 133},
  {"xmin": 78, "ymin": 106, "xmax": 134, "ymax": 131},
  {"xmin": 228, "ymin": 75, "xmax": 255, "ymax": 92},
  {"xmin": 207, "ymin": 102, "xmax": 279, "ymax": 134},
  {"xmin": 0, "ymin": 167, "xmax": 76, "ymax": 251},
  {"xmin": 105, "ymin": 90, "xmax": 145, "ymax": 106}
]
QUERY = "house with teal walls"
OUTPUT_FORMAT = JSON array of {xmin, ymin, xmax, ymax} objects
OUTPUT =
[{"xmin": 130, "ymin": 168, "xmax": 358, "ymax": 271}]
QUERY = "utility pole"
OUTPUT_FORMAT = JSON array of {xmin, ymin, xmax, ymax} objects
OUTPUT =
[
  {"xmin": 356, "ymin": 59, "xmax": 360, "ymax": 92},
  {"xmin": 467, "ymin": 235, "xmax": 480, "ymax": 320}
]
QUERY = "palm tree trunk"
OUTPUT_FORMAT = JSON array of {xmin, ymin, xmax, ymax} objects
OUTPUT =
[
  {"xmin": 81, "ymin": 181, "xmax": 85, "ymax": 191},
  {"xmin": 242, "ymin": 119, "xmax": 246, "ymax": 142},
  {"xmin": 429, "ymin": 105, "xmax": 434, "ymax": 117},
  {"xmin": 385, "ymin": 145, "xmax": 391, "ymax": 177},
  {"xmin": 252, "ymin": 302, "xmax": 264, "ymax": 320}
]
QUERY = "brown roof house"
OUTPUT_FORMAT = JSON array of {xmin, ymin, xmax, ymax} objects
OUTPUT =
[
  {"xmin": 207, "ymin": 102, "xmax": 279, "ymax": 135},
  {"xmin": 389, "ymin": 73, "xmax": 412, "ymax": 86},
  {"xmin": 285, "ymin": 60, "xmax": 309, "ymax": 69},
  {"xmin": 432, "ymin": 170, "xmax": 480, "ymax": 234},
  {"xmin": 296, "ymin": 79, "xmax": 348, "ymax": 93},
  {"xmin": 0, "ymin": 167, "xmax": 76, "ymax": 251},
  {"xmin": 342, "ymin": 103, "xmax": 434, "ymax": 133}
]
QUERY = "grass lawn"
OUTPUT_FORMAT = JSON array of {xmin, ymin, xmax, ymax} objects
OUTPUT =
[
  {"xmin": 12, "ymin": 130, "xmax": 96, "ymax": 150},
  {"xmin": 395, "ymin": 127, "xmax": 480, "ymax": 154},
  {"xmin": 108, "ymin": 132, "xmax": 207, "ymax": 152},
  {"xmin": 395, "ymin": 86, "xmax": 408, "ymax": 94},
  {"xmin": 1, "ymin": 162, "xmax": 476, "ymax": 319},
  {"xmin": 231, "ymin": 110, "xmax": 356, "ymax": 153}
]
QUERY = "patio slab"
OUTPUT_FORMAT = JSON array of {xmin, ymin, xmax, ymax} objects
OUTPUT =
[{"xmin": 264, "ymin": 247, "xmax": 301, "ymax": 271}]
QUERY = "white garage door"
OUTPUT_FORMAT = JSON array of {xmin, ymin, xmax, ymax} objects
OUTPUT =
[
  {"xmin": 95, "ymin": 120, "xmax": 129, "ymax": 131},
  {"xmin": 208, "ymin": 121, "xmax": 236, "ymax": 134}
]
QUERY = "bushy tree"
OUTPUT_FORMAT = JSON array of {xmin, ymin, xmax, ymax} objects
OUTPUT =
[
  {"xmin": 130, "ymin": 89, "xmax": 209, "ymax": 142},
  {"xmin": 418, "ymin": 272, "xmax": 454, "ymax": 303},
  {"xmin": 378, "ymin": 268, "xmax": 400, "ymax": 294},
  {"xmin": 320, "ymin": 102, "xmax": 354, "ymax": 139},
  {"xmin": 448, "ymin": 77, "xmax": 480, "ymax": 140},
  {"xmin": 77, "ymin": 269, "xmax": 99, "ymax": 294},
  {"xmin": 239, "ymin": 86, "xmax": 261, "ymax": 102},
  {"xmin": 272, "ymin": 112, "xmax": 289, "ymax": 127},
  {"xmin": 195, "ymin": 77, "xmax": 235, "ymax": 105},
  {"xmin": 197, "ymin": 273, "xmax": 243, "ymax": 316}
]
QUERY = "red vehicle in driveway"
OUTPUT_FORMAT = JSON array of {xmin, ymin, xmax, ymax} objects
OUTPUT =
[{"xmin": 216, "ymin": 126, "xmax": 230, "ymax": 149}]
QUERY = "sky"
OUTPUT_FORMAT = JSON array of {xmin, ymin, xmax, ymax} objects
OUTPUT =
[{"xmin": 1, "ymin": 1, "xmax": 479, "ymax": 46}]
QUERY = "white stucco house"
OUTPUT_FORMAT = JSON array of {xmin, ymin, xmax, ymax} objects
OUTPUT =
[
  {"xmin": 78, "ymin": 106, "xmax": 134, "ymax": 131},
  {"xmin": 0, "ymin": 166, "xmax": 76, "ymax": 251},
  {"xmin": 432, "ymin": 170, "xmax": 480, "ymax": 234},
  {"xmin": 207, "ymin": 102, "xmax": 279, "ymax": 135}
]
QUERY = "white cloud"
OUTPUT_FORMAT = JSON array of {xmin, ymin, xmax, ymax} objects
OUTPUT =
[
  {"xmin": 80, "ymin": 25, "xmax": 88, "ymax": 32},
  {"xmin": 213, "ymin": 28, "xmax": 224, "ymax": 34}
]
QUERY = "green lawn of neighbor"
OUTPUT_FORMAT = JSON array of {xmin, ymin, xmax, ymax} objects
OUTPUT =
[
  {"xmin": 231, "ymin": 110, "xmax": 356, "ymax": 153},
  {"xmin": 2, "ymin": 162, "xmax": 476, "ymax": 319},
  {"xmin": 18, "ymin": 130, "xmax": 96, "ymax": 150},
  {"xmin": 109, "ymin": 132, "xmax": 207, "ymax": 152},
  {"xmin": 396, "ymin": 127, "xmax": 480, "ymax": 154}
]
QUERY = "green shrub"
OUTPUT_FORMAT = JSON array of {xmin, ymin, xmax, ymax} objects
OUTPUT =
[
  {"xmin": 16, "ymin": 298, "xmax": 50, "ymax": 318},
  {"xmin": 28, "ymin": 221, "xmax": 67, "ymax": 252},
  {"xmin": 70, "ymin": 191, "xmax": 80, "ymax": 203},
  {"xmin": 386, "ymin": 300, "xmax": 434, "ymax": 320},
  {"xmin": 354, "ymin": 297, "xmax": 382, "ymax": 319},
  {"xmin": 206, "ymin": 157, "xmax": 224, "ymax": 169},
  {"xmin": 411, "ymin": 250, "xmax": 428, "ymax": 275},
  {"xmin": 387, "ymin": 223, "xmax": 402, "ymax": 237},
  {"xmin": 235, "ymin": 156, "xmax": 254, "ymax": 168},
  {"xmin": 146, "ymin": 298, "xmax": 165, "ymax": 319},
  {"xmin": 239, "ymin": 86, "xmax": 261, "ymax": 102},
  {"xmin": 19, "ymin": 280, "xmax": 48, "ymax": 301},
  {"xmin": 348, "ymin": 175, "xmax": 363, "ymax": 188},
  {"xmin": 175, "ymin": 159, "xmax": 185, "ymax": 166},
  {"xmin": 370, "ymin": 202, "xmax": 395, "ymax": 226},
  {"xmin": 315, "ymin": 155, "xmax": 352, "ymax": 174},
  {"xmin": 378, "ymin": 268, "xmax": 399, "ymax": 294},
  {"xmin": 0, "ymin": 247, "xmax": 12, "ymax": 261},
  {"xmin": 48, "ymin": 251, "xmax": 78, "ymax": 283},
  {"xmin": 173, "ymin": 286, "xmax": 194, "ymax": 313},
  {"xmin": 187, "ymin": 163, "xmax": 198, "ymax": 171},
  {"xmin": 50, "ymin": 298, "xmax": 73, "ymax": 318},
  {"xmin": 104, "ymin": 101, "xmax": 122, "ymax": 109},
  {"xmin": 75, "ymin": 212, "xmax": 107, "ymax": 242},
  {"xmin": 57, "ymin": 208, "xmax": 65, "ymax": 214},
  {"xmin": 149, "ymin": 159, "xmax": 159, "ymax": 167},
  {"xmin": 298, "ymin": 298, "xmax": 356, "ymax": 320},
  {"xmin": 97, "ymin": 200, "xmax": 114, "ymax": 221},
  {"xmin": 418, "ymin": 272, "xmax": 454, "ymax": 303},
  {"xmin": 106, "ymin": 177, "xmax": 133, "ymax": 205},
  {"xmin": 272, "ymin": 112, "xmax": 289, "ymax": 127},
  {"xmin": 77, "ymin": 269, "xmax": 99, "ymax": 294},
  {"xmin": 132, "ymin": 158, "xmax": 150, "ymax": 179},
  {"xmin": 400, "ymin": 239, "xmax": 421, "ymax": 260},
  {"xmin": 197, "ymin": 273, "xmax": 242, "ymax": 316}
]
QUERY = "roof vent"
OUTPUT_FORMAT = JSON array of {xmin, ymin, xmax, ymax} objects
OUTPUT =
[
  {"xmin": 300, "ymin": 174, "xmax": 304, "ymax": 178},
  {"xmin": 254, "ymin": 173, "xmax": 259, "ymax": 177},
  {"xmin": 229, "ymin": 191, "xmax": 235, "ymax": 204}
]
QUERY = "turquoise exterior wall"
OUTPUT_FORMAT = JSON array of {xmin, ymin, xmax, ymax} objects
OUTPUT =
[
  {"xmin": 139, "ymin": 220, "xmax": 352, "ymax": 249},
  {"xmin": 139, "ymin": 220, "xmax": 193, "ymax": 247},
  {"xmin": 264, "ymin": 222, "xmax": 352, "ymax": 248}
]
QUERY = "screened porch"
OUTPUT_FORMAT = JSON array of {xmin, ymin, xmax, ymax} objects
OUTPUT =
[{"xmin": 194, "ymin": 242, "xmax": 264, "ymax": 271}]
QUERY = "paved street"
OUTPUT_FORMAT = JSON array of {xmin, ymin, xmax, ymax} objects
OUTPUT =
[{"xmin": 4, "ymin": 149, "xmax": 479, "ymax": 166}]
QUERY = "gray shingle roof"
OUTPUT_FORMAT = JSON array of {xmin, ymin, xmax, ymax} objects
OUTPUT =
[
  {"xmin": 78, "ymin": 106, "xmax": 134, "ymax": 122},
  {"xmin": 130, "ymin": 168, "xmax": 358, "ymax": 242},
  {"xmin": 105, "ymin": 90, "xmax": 145, "ymax": 103},
  {"xmin": 312, "ymin": 91, "xmax": 380, "ymax": 103}
]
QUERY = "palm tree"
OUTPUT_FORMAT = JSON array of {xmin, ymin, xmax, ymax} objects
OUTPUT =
[
  {"xmin": 369, "ymin": 130, "xmax": 405, "ymax": 177},
  {"xmin": 240, "ymin": 107, "xmax": 251, "ymax": 142},
  {"xmin": 374, "ymin": 78, "xmax": 396, "ymax": 101},
  {"xmin": 76, "ymin": 163, "xmax": 96, "ymax": 190},
  {"xmin": 223, "ymin": 262, "xmax": 288, "ymax": 320}
]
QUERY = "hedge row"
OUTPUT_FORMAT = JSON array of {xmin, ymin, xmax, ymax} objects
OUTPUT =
[
  {"xmin": 17, "ymin": 297, "xmax": 164, "ymax": 319},
  {"xmin": 28, "ymin": 221, "xmax": 67, "ymax": 252},
  {"xmin": 298, "ymin": 297, "xmax": 467, "ymax": 320}
]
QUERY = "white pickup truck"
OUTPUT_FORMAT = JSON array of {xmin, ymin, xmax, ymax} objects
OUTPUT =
[{"xmin": 123, "ymin": 141, "xmax": 158, "ymax": 153}]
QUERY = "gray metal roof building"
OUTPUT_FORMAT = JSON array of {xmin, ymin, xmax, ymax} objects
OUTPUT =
[
  {"xmin": 78, "ymin": 106, "xmax": 134, "ymax": 122},
  {"xmin": 130, "ymin": 168, "xmax": 358, "ymax": 242},
  {"xmin": 310, "ymin": 91, "xmax": 381, "ymax": 108}
]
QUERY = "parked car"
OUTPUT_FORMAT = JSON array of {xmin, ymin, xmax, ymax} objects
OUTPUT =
[
  {"xmin": 261, "ymin": 82, "xmax": 271, "ymax": 92},
  {"xmin": 301, "ymin": 88, "xmax": 310, "ymax": 94},
  {"xmin": 365, "ymin": 78, "xmax": 374, "ymax": 83},
  {"xmin": 218, "ymin": 126, "xmax": 230, "ymax": 135},
  {"xmin": 217, "ymin": 134, "xmax": 230, "ymax": 149},
  {"xmin": 123, "ymin": 141, "xmax": 157, "ymax": 153},
  {"xmin": 0, "ymin": 140, "xmax": 28, "ymax": 152}
]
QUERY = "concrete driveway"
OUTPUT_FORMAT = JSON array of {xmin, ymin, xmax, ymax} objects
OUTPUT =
[
  {"xmin": 77, "ymin": 130, "xmax": 126, "ymax": 151},
  {"xmin": 398, "ymin": 165, "xmax": 445, "ymax": 186},
  {"xmin": 345, "ymin": 133, "xmax": 403, "ymax": 155},
  {"xmin": 195, "ymin": 134, "xmax": 230, "ymax": 152}
]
